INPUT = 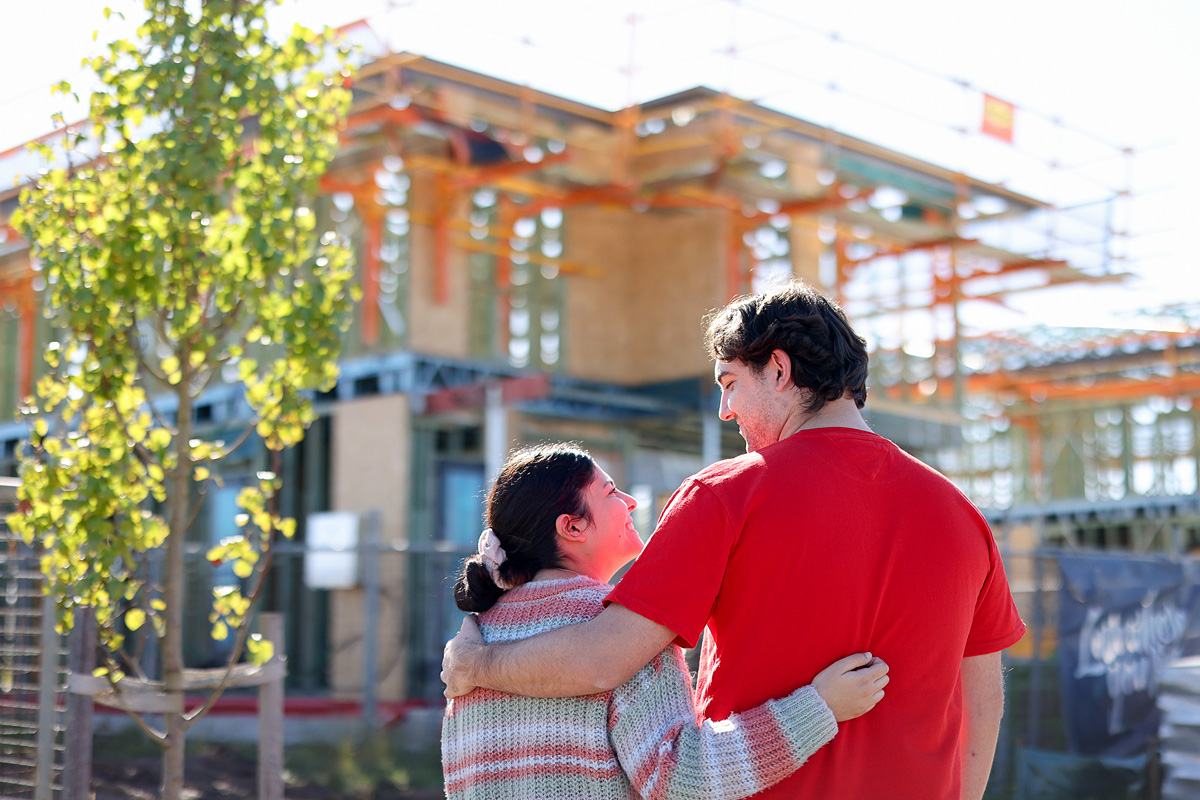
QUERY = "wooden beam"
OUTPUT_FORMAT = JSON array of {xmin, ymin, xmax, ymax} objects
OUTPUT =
[
  {"xmin": 362, "ymin": 213, "xmax": 382, "ymax": 343},
  {"xmin": 845, "ymin": 236, "xmax": 977, "ymax": 267},
  {"xmin": 970, "ymin": 372, "xmax": 1200, "ymax": 404}
]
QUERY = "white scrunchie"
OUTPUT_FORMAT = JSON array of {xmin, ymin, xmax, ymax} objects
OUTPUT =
[{"xmin": 477, "ymin": 528, "xmax": 516, "ymax": 590}]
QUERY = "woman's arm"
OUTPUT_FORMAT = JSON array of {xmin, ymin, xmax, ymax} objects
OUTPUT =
[
  {"xmin": 607, "ymin": 650, "xmax": 888, "ymax": 800},
  {"xmin": 442, "ymin": 602, "xmax": 677, "ymax": 697}
]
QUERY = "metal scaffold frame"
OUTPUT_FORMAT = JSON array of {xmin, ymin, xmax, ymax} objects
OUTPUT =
[{"xmin": 0, "ymin": 17, "xmax": 1191, "ymax": 511}]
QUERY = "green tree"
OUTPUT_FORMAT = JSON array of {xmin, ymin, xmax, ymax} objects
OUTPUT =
[{"xmin": 6, "ymin": 2, "xmax": 357, "ymax": 797}]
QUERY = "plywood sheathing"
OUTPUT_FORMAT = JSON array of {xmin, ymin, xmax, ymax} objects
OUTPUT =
[{"xmin": 328, "ymin": 393, "xmax": 413, "ymax": 700}]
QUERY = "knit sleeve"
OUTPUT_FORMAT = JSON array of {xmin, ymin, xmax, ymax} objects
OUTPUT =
[{"xmin": 607, "ymin": 646, "xmax": 837, "ymax": 800}]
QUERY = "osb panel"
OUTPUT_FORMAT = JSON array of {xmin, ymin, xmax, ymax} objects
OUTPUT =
[
  {"xmin": 406, "ymin": 171, "xmax": 472, "ymax": 357},
  {"xmin": 327, "ymin": 587, "xmax": 365, "ymax": 700},
  {"xmin": 760, "ymin": 133, "xmax": 824, "ymax": 196},
  {"xmin": 563, "ymin": 122, "xmax": 618, "ymax": 184},
  {"xmin": 561, "ymin": 205, "xmax": 637, "ymax": 382},
  {"xmin": 626, "ymin": 208, "xmax": 726, "ymax": 382},
  {"xmin": 563, "ymin": 204, "xmax": 726, "ymax": 384},
  {"xmin": 330, "ymin": 393, "xmax": 411, "ymax": 537},
  {"xmin": 631, "ymin": 123, "xmax": 723, "ymax": 185},
  {"xmin": 437, "ymin": 84, "xmax": 582, "ymax": 145},
  {"xmin": 328, "ymin": 393, "xmax": 412, "ymax": 699}
]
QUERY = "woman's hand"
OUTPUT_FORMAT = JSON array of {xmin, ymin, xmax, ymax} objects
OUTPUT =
[{"xmin": 811, "ymin": 652, "xmax": 890, "ymax": 722}]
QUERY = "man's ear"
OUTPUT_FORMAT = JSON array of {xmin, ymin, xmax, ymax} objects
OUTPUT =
[
  {"xmin": 769, "ymin": 349, "xmax": 793, "ymax": 391},
  {"xmin": 555, "ymin": 513, "xmax": 587, "ymax": 543}
]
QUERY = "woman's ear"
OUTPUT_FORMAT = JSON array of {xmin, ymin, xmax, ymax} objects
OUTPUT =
[{"xmin": 555, "ymin": 513, "xmax": 587, "ymax": 543}]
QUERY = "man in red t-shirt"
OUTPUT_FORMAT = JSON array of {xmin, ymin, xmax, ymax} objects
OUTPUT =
[{"xmin": 443, "ymin": 283, "xmax": 1025, "ymax": 799}]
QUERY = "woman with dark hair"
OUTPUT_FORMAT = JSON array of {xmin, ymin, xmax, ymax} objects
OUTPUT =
[{"xmin": 441, "ymin": 443, "xmax": 889, "ymax": 800}]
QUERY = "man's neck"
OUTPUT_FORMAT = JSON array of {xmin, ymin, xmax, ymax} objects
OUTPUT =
[{"xmin": 781, "ymin": 397, "xmax": 871, "ymax": 439}]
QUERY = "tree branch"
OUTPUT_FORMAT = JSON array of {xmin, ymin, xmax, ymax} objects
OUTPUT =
[
  {"xmin": 182, "ymin": 468, "xmax": 281, "ymax": 729},
  {"xmin": 141, "ymin": 387, "xmax": 177, "ymax": 436},
  {"xmin": 130, "ymin": 315, "xmax": 171, "ymax": 388},
  {"xmin": 126, "ymin": 327, "xmax": 177, "ymax": 435},
  {"xmin": 198, "ymin": 423, "xmax": 256, "ymax": 464},
  {"xmin": 188, "ymin": 358, "xmax": 221, "ymax": 400},
  {"xmin": 189, "ymin": 296, "xmax": 247, "ymax": 401},
  {"xmin": 100, "ymin": 371, "xmax": 159, "ymax": 466},
  {"xmin": 181, "ymin": 482, "xmax": 207, "ymax": 537},
  {"xmin": 100, "ymin": 651, "xmax": 168, "ymax": 745},
  {"xmin": 115, "ymin": 643, "xmax": 150, "ymax": 683}
]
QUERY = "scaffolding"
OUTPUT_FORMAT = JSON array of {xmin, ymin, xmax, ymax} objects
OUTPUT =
[{"xmin": 0, "ymin": 18, "xmax": 1193, "ymax": 515}]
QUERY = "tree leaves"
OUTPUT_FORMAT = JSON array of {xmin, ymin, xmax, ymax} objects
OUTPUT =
[
  {"xmin": 245, "ymin": 634, "xmax": 274, "ymax": 666},
  {"xmin": 125, "ymin": 608, "xmax": 146, "ymax": 631},
  {"xmin": 6, "ymin": 0, "xmax": 355, "ymax": 680}
]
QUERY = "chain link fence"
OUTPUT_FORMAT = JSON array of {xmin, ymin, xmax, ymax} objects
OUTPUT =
[
  {"xmin": 21, "ymin": 498, "xmax": 1187, "ymax": 799},
  {"xmin": 987, "ymin": 497, "xmax": 1200, "ymax": 800}
]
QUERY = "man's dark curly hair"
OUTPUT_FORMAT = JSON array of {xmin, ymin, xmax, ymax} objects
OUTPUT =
[{"xmin": 705, "ymin": 282, "xmax": 868, "ymax": 414}]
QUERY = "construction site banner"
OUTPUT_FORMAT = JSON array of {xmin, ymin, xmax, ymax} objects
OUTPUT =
[
  {"xmin": 981, "ymin": 93, "xmax": 1015, "ymax": 143},
  {"xmin": 1058, "ymin": 555, "xmax": 1200, "ymax": 757}
]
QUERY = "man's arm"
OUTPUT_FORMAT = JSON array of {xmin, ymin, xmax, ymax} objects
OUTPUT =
[
  {"xmin": 441, "ymin": 602, "xmax": 676, "ymax": 698},
  {"xmin": 960, "ymin": 651, "xmax": 1004, "ymax": 800}
]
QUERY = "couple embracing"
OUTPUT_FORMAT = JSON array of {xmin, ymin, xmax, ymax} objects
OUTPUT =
[{"xmin": 440, "ymin": 282, "xmax": 1025, "ymax": 800}]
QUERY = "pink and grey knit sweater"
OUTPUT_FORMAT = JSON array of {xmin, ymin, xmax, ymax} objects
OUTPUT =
[{"xmin": 441, "ymin": 575, "xmax": 838, "ymax": 800}]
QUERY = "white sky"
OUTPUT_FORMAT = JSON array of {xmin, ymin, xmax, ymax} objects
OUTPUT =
[{"xmin": 2, "ymin": 0, "xmax": 1197, "ymax": 334}]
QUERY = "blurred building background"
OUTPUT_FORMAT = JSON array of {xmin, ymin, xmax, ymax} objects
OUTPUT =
[{"xmin": 1, "ymin": 3, "xmax": 1199, "ymax": 795}]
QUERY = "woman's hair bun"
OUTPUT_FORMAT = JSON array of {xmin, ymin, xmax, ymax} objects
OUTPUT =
[{"xmin": 454, "ymin": 558, "xmax": 504, "ymax": 613}]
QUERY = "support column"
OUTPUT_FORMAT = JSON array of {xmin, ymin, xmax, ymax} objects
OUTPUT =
[
  {"xmin": 702, "ymin": 390, "xmax": 721, "ymax": 466},
  {"xmin": 17, "ymin": 286, "xmax": 36, "ymax": 402},
  {"xmin": 362, "ymin": 213, "xmax": 383, "ymax": 345},
  {"xmin": 65, "ymin": 606, "xmax": 96, "ymax": 800},
  {"xmin": 35, "ymin": 592, "xmax": 58, "ymax": 800},
  {"xmin": 257, "ymin": 613, "xmax": 285, "ymax": 800},
  {"xmin": 485, "ymin": 382, "xmax": 506, "ymax": 485},
  {"xmin": 362, "ymin": 513, "xmax": 381, "ymax": 729}
]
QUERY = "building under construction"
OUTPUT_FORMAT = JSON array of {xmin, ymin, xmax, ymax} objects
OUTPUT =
[{"xmin": 1, "ymin": 43, "xmax": 1198, "ymax": 739}]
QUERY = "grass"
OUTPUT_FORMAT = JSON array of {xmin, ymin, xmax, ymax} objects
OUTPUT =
[{"xmin": 284, "ymin": 734, "xmax": 444, "ymax": 796}]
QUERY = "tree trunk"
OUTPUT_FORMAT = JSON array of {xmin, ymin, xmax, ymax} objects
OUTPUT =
[
  {"xmin": 163, "ymin": 714, "xmax": 186, "ymax": 800},
  {"xmin": 161, "ymin": 381, "xmax": 193, "ymax": 800}
]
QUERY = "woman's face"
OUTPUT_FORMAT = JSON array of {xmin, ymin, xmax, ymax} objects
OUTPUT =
[{"xmin": 578, "ymin": 466, "xmax": 642, "ymax": 579}]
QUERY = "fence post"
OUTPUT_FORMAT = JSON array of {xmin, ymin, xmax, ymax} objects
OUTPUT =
[
  {"xmin": 702, "ymin": 401, "xmax": 721, "ymax": 466},
  {"xmin": 65, "ymin": 606, "xmax": 96, "ymax": 800},
  {"xmin": 1027, "ymin": 531, "xmax": 1046, "ymax": 750},
  {"xmin": 258, "ymin": 612, "xmax": 285, "ymax": 800},
  {"xmin": 35, "ymin": 591, "xmax": 59, "ymax": 800},
  {"xmin": 362, "ymin": 511, "xmax": 381, "ymax": 729},
  {"xmin": 992, "ymin": 520, "xmax": 1012, "ymax": 791}
]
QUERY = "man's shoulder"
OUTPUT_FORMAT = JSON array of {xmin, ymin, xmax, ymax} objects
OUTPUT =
[{"xmin": 688, "ymin": 450, "xmax": 769, "ymax": 491}]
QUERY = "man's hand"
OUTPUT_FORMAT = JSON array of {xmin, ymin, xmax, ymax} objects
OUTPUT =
[
  {"xmin": 438, "ymin": 603, "xmax": 675, "ymax": 699},
  {"xmin": 441, "ymin": 616, "xmax": 484, "ymax": 698}
]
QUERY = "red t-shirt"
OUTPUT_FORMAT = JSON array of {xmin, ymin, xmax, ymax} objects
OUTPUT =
[{"xmin": 606, "ymin": 428, "xmax": 1025, "ymax": 800}]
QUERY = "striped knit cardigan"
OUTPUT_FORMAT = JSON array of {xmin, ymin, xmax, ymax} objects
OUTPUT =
[{"xmin": 441, "ymin": 575, "xmax": 838, "ymax": 800}]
